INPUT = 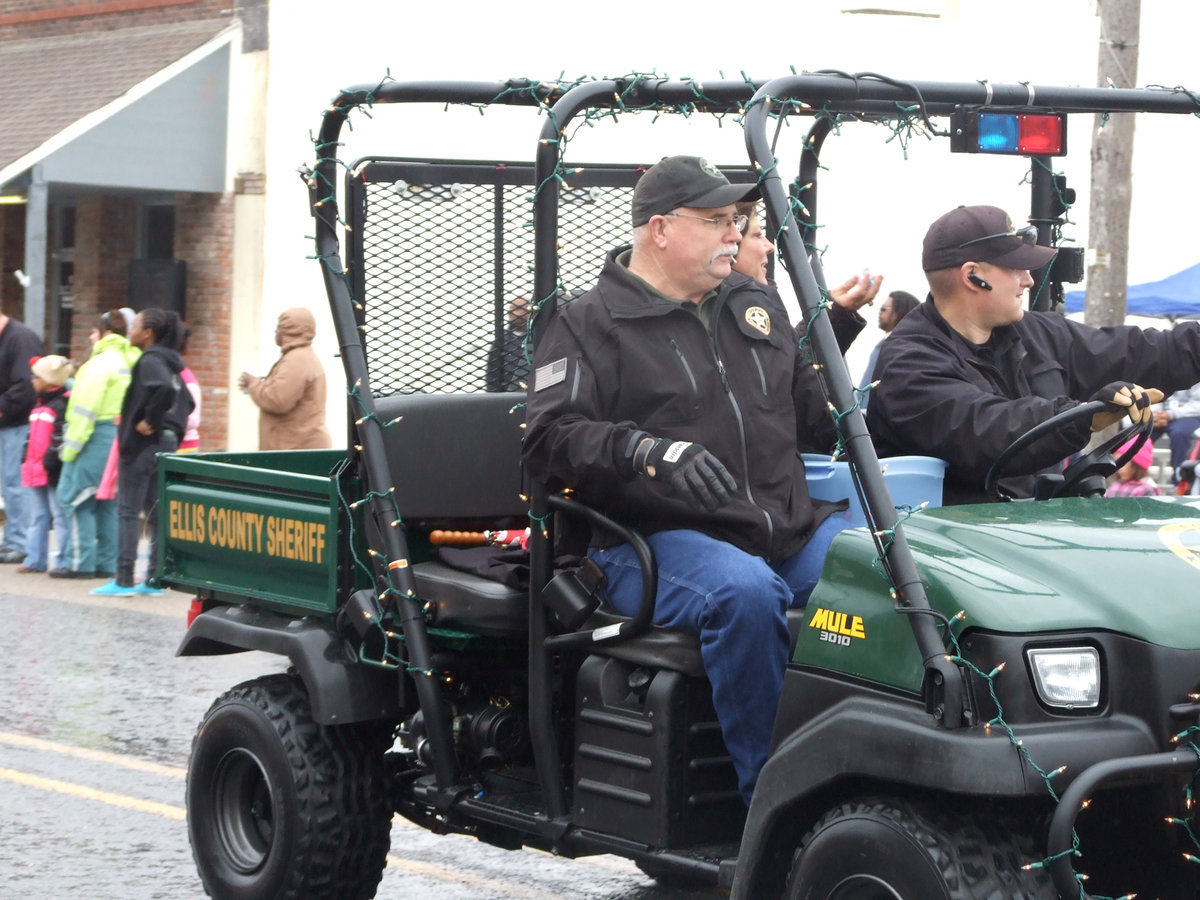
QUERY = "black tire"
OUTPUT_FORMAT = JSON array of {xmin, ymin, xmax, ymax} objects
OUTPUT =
[
  {"xmin": 785, "ymin": 797, "xmax": 1056, "ymax": 900},
  {"xmin": 187, "ymin": 673, "xmax": 394, "ymax": 900}
]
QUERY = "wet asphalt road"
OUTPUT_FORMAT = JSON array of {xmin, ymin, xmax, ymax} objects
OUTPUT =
[{"xmin": 0, "ymin": 570, "xmax": 724, "ymax": 899}]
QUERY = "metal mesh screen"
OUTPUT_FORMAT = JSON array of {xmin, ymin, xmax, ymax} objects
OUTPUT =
[
  {"xmin": 348, "ymin": 161, "xmax": 752, "ymax": 396},
  {"xmin": 357, "ymin": 179, "xmax": 515, "ymax": 395}
]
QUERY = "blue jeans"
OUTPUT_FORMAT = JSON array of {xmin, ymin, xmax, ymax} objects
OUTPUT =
[
  {"xmin": 589, "ymin": 516, "xmax": 850, "ymax": 804},
  {"xmin": 0, "ymin": 424, "xmax": 30, "ymax": 553},
  {"xmin": 23, "ymin": 484, "xmax": 69, "ymax": 571}
]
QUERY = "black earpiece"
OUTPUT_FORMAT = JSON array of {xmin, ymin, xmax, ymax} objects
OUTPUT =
[{"xmin": 967, "ymin": 273, "xmax": 993, "ymax": 291}]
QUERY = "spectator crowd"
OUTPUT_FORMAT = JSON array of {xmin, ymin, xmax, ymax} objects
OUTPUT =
[
  {"xmin": 0, "ymin": 303, "xmax": 334, "ymax": 595},
  {"xmin": 0, "ymin": 306, "xmax": 200, "ymax": 595}
]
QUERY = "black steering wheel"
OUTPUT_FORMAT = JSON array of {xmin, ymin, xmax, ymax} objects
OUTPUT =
[{"xmin": 983, "ymin": 400, "xmax": 1154, "ymax": 501}]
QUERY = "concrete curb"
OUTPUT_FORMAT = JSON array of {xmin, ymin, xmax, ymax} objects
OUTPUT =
[{"xmin": 0, "ymin": 562, "xmax": 193, "ymax": 618}]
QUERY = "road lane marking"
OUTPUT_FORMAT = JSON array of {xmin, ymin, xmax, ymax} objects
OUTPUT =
[
  {"xmin": 0, "ymin": 731, "xmax": 185, "ymax": 778},
  {"xmin": 0, "ymin": 767, "xmax": 185, "ymax": 820},
  {"xmin": 0, "ymin": 756, "xmax": 639, "ymax": 895},
  {"xmin": 3, "ymin": 734, "xmax": 644, "ymax": 890},
  {"xmin": 385, "ymin": 854, "xmax": 562, "ymax": 899}
]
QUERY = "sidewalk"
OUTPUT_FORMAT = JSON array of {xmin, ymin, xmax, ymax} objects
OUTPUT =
[{"xmin": 0, "ymin": 538, "xmax": 193, "ymax": 618}]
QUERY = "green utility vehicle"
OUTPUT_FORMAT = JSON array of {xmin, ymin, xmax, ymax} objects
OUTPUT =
[{"xmin": 169, "ymin": 73, "xmax": 1200, "ymax": 899}]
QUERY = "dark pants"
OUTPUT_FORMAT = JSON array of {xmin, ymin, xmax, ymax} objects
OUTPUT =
[{"xmin": 116, "ymin": 433, "xmax": 179, "ymax": 586}]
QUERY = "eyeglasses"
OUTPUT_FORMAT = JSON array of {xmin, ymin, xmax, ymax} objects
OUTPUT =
[
  {"xmin": 958, "ymin": 224, "xmax": 1039, "ymax": 249},
  {"xmin": 666, "ymin": 211, "xmax": 749, "ymax": 232}
]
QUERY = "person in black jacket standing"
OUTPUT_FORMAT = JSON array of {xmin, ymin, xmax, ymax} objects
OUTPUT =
[
  {"xmin": 857, "ymin": 289, "xmax": 918, "ymax": 412},
  {"xmin": 524, "ymin": 156, "xmax": 875, "ymax": 803},
  {"xmin": 866, "ymin": 204, "xmax": 1200, "ymax": 504},
  {"xmin": 0, "ymin": 314, "xmax": 45, "ymax": 563},
  {"xmin": 92, "ymin": 308, "xmax": 192, "ymax": 597}
]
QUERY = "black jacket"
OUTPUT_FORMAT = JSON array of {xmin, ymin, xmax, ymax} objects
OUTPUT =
[
  {"xmin": 866, "ymin": 296, "xmax": 1200, "ymax": 504},
  {"xmin": 523, "ymin": 248, "xmax": 863, "ymax": 562},
  {"xmin": 118, "ymin": 344, "xmax": 193, "ymax": 460},
  {"xmin": 0, "ymin": 318, "xmax": 44, "ymax": 429}
]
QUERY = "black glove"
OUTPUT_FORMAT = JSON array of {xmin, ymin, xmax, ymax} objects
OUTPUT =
[
  {"xmin": 626, "ymin": 434, "xmax": 737, "ymax": 512},
  {"xmin": 1089, "ymin": 382, "xmax": 1164, "ymax": 432}
]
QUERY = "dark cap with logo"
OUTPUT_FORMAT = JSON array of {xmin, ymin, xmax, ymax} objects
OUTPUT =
[
  {"xmin": 631, "ymin": 155, "xmax": 759, "ymax": 227},
  {"xmin": 922, "ymin": 205, "xmax": 1058, "ymax": 272}
]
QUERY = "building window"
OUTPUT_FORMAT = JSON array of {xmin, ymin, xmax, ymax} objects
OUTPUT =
[
  {"xmin": 50, "ymin": 204, "xmax": 75, "ymax": 357},
  {"xmin": 143, "ymin": 204, "xmax": 175, "ymax": 259}
]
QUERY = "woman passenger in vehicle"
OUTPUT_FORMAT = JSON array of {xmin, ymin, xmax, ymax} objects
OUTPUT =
[
  {"xmin": 731, "ymin": 200, "xmax": 881, "ymax": 454},
  {"xmin": 732, "ymin": 200, "xmax": 881, "ymax": 303}
]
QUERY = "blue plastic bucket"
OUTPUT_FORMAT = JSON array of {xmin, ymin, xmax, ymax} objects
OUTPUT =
[{"xmin": 802, "ymin": 455, "xmax": 948, "ymax": 526}]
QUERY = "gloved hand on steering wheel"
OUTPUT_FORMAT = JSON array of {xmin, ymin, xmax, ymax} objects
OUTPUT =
[
  {"xmin": 617, "ymin": 431, "xmax": 737, "ymax": 512},
  {"xmin": 1088, "ymin": 382, "xmax": 1164, "ymax": 432}
]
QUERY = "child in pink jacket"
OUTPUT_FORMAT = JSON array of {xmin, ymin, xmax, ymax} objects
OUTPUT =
[
  {"xmin": 1107, "ymin": 437, "xmax": 1164, "ymax": 498},
  {"xmin": 19, "ymin": 355, "xmax": 74, "ymax": 572}
]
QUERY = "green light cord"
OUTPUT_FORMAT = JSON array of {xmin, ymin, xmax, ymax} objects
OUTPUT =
[
  {"xmin": 1030, "ymin": 157, "xmax": 1075, "ymax": 228},
  {"xmin": 314, "ymin": 78, "xmax": 1200, "ymax": 894},
  {"xmin": 795, "ymin": 296, "xmax": 831, "ymax": 354},
  {"xmin": 1144, "ymin": 83, "xmax": 1200, "ymax": 118},
  {"xmin": 938, "ymin": 651, "xmax": 1198, "ymax": 897},
  {"xmin": 333, "ymin": 470, "xmax": 377, "ymax": 579},
  {"xmin": 869, "ymin": 503, "xmax": 925, "ymax": 570},
  {"xmin": 334, "ymin": 382, "xmax": 435, "ymax": 672},
  {"xmin": 346, "ymin": 380, "xmax": 405, "ymax": 429},
  {"xmin": 528, "ymin": 511, "xmax": 551, "ymax": 537},
  {"xmin": 949, "ymin": 654, "xmax": 1085, "ymax": 885}
]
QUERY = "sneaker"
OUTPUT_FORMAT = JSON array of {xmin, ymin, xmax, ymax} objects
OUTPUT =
[
  {"xmin": 89, "ymin": 580, "xmax": 136, "ymax": 597},
  {"xmin": 0, "ymin": 548, "xmax": 24, "ymax": 563},
  {"xmin": 49, "ymin": 568, "xmax": 95, "ymax": 579},
  {"xmin": 133, "ymin": 582, "xmax": 164, "ymax": 596},
  {"xmin": 15, "ymin": 564, "xmax": 44, "ymax": 573}
]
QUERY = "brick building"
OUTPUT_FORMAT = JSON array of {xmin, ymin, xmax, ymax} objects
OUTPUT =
[{"xmin": 0, "ymin": 0, "xmax": 268, "ymax": 450}]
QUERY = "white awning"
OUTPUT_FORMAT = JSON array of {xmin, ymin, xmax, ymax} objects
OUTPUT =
[{"xmin": 0, "ymin": 19, "xmax": 237, "ymax": 195}]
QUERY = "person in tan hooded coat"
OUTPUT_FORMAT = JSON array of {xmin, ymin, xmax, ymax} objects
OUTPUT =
[{"xmin": 238, "ymin": 308, "xmax": 333, "ymax": 450}]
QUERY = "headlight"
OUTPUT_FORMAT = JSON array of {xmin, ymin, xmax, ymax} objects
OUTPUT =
[{"xmin": 1026, "ymin": 646, "xmax": 1101, "ymax": 710}]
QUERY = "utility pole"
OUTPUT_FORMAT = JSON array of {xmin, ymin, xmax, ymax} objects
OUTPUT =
[{"xmin": 1085, "ymin": 0, "xmax": 1141, "ymax": 327}]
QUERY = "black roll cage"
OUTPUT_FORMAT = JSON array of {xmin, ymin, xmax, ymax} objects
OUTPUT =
[{"xmin": 308, "ymin": 73, "xmax": 1200, "ymax": 869}]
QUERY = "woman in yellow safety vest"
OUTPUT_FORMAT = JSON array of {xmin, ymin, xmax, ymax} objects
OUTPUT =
[{"xmin": 51, "ymin": 309, "xmax": 139, "ymax": 579}]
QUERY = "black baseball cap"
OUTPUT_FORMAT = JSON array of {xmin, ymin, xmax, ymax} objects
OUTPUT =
[
  {"xmin": 631, "ymin": 156, "xmax": 759, "ymax": 227},
  {"xmin": 922, "ymin": 205, "xmax": 1058, "ymax": 272}
]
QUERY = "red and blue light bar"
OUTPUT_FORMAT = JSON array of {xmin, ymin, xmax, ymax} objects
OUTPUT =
[{"xmin": 950, "ymin": 110, "xmax": 1067, "ymax": 156}]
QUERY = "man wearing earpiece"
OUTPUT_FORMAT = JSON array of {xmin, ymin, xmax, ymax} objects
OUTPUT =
[{"xmin": 865, "ymin": 204, "xmax": 1200, "ymax": 504}]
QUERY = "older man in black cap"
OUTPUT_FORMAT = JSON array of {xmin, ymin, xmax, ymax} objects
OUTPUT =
[
  {"xmin": 867, "ymin": 204, "xmax": 1200, "ymax": 504},
  {"xmin": 524, "ymin": 155, "xmax": 875, "ymax": 803}
]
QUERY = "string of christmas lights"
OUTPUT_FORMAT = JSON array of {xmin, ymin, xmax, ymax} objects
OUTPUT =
[
  {"xmin": 763, "ymin": 92, "xmax": 1200, "ymax": 895},
  {"xmin": 532, "ymin": 80, "xmax": 1200, "ymax": 897},
  {"xmin": 308, "ymin": 72, "xmax": 1200, "ymax": 895},
  {"xmin": 1142, "ymin": 83, "xmax": 1200, "ymax": 117}
]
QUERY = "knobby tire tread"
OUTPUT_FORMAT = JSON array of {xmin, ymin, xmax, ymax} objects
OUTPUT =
[
  {"xmin": 190, "ymin": 673, "xmax": 393, "ymax": 900},
  {"xmin": 787, "ymin": 796, "xmax": 1057, "ymax": 900}
]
